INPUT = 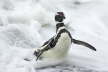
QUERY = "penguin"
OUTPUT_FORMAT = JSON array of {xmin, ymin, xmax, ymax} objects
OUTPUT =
[{"xmin": 34, "ymin": 12, "xmax": 96, "ymax": 61}]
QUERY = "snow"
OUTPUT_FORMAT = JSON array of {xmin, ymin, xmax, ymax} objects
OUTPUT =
[{"xmin": 0, "ymin": 0, "xmax": 108, "ymax": 72}]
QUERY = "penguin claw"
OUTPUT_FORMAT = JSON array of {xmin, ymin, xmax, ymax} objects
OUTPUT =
[
  {"xmin": 34, "ymin": 49, "xmax": 43, "ymax": 61},
  {"xmin": 24, "ymin": 58, "xmax": 31, "ymax": 61}
]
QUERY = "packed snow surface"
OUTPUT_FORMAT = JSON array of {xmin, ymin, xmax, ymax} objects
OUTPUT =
[{"xmin": 0, "ymin": 0, "xmax": 108, "ymax": 72}]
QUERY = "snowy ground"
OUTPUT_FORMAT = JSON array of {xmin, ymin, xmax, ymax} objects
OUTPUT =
[{"xmin": 0, "ymin": 0, "xmax": 108, "ymax": 72}]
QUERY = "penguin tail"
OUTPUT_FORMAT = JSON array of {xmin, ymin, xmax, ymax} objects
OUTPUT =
[{"xmin": 72, "ymin": 39, "xmax": 96, "ymax": 51}]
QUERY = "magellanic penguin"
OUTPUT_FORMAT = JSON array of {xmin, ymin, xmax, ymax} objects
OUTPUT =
[{"xmin": 34, "ymin": 12, "xmax": 96, "ymax": 61}]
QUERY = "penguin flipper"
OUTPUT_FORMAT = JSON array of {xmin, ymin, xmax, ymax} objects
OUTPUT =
[
  {"xmin": 34, "ymin": 36, "xmax": 55, "ymax": 61},
  {"xmin": 42, "ymin": 36, "xmax": 55, "ymax": 47},
  {"xmin": 41, "ymin": 36, "xmax": 55, "ymax": 51},
  {"xmin": 72, "ymin": 39, "xmax": 96, "ymax": 51}
]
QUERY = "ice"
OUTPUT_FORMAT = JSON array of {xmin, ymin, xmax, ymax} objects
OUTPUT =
[{"xmin": 0, "ymin": 0, "xmax": 108, "ymax": 72}]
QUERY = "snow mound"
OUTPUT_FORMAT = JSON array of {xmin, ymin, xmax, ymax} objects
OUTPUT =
[{"xmin": 0, "ymin": 0, "xmax": 108, "ymax": 72}]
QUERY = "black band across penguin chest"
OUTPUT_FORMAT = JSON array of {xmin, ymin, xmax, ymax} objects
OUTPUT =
[
  {"xmin": 51, "ymin": 28, "xmax": 72, "ymax": 48},
  {"xmin": 41, "ymin": 28, "xmax": 72, "ymax": 52}
]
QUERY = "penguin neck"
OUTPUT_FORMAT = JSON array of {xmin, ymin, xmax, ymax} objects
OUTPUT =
[{"xmin": 56, "ymin": 22, "xmax": 65, "ymax": 33}]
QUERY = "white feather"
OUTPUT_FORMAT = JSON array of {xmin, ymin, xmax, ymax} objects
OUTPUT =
[
  {"xmin": 42, "ymin": 32, "xmax": 71, "ymax": 60},
  {"xmin": 31, "ymin": 32, "xmax": 71, "ymax": 68}
]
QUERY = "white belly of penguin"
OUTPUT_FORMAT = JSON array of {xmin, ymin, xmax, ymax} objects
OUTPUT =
[{"xmin": 42, "ymin": 33, "xmax": 71, "ymax": 60}]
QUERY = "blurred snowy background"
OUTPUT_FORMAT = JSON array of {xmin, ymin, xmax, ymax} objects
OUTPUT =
[{"xmin": 0, "ymin": 0, "xmax": 108, "ymax": 72}]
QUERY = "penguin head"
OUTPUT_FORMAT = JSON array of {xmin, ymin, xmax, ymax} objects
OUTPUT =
[{"xmin": 55, "ymin": 12, "xmax": 65, "ymax": 22}]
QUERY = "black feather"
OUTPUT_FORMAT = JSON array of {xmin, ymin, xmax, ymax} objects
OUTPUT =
[{"xmin": 72, "ymin": 39, "xmax": 96, "ymax": 51}]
